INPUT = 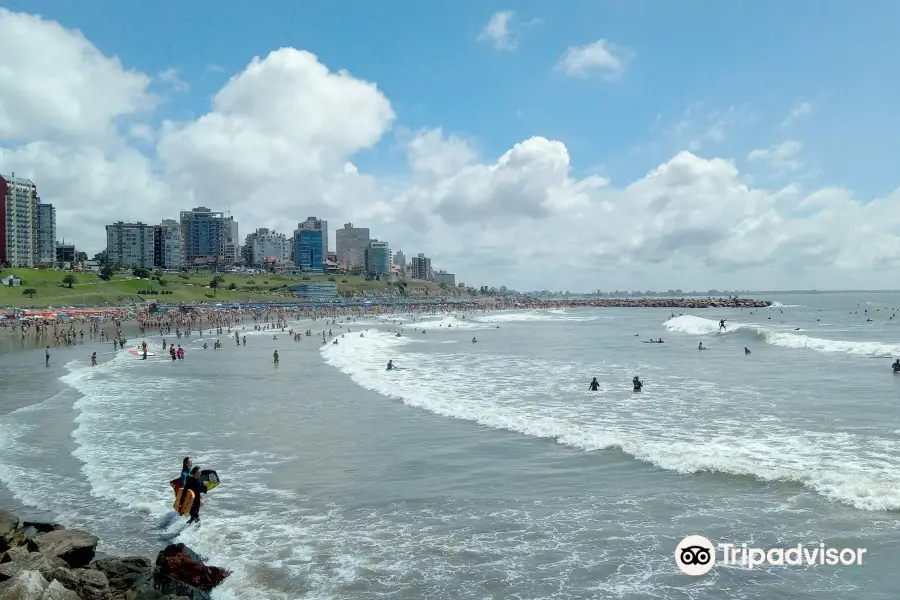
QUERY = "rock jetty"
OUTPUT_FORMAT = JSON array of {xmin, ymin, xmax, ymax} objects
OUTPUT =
[
  {"xmin": 0, "ymin": 509, "xmax": 229, "ymax": 600},
  {"xmin": 519, "ymin": 297, "xmax": 772, "ymax": 309}
]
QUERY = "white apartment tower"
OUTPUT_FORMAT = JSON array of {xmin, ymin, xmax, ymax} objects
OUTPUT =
[
  {"xmin": 243, "ymin": 228, "xmax": 291, "ymax": 267},
  {"xmin": 335, "ymin": 222, "xmax": 370, "ymax": 271},
  {"xmin": 0, "ymin": 174, "xmax": 38, "ymax": 267},
  {"xmin": 154, "ymin": 219, "xmax": 183, "ymax": 270}
]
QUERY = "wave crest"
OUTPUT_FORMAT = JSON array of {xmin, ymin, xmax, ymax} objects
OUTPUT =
[{"xmin": 664, "ymin": 315, "xmax": 900, "ymax": 357}]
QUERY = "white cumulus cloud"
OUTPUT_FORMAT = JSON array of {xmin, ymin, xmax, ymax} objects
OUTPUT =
[
  {"xmin": 479, "ymin": 11, "xmax": 516, "ymax": 50},
  {"xmin": 556, "ymin": 39, "xmax": 630, "ymax": 80}
]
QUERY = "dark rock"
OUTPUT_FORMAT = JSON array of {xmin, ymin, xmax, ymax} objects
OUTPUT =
[
  {"xmin": 0, "ymin": 552, "xmax": 67, "ymax": 583},
  {"xmin": 91, "ymin": 557, "xmax": 152, "ymax": 598},
  {"xmin": 47, "ymin": 566, "xmax": 111, "ymax": 600},
  {"xmin": 0, "ymin": 569, "xmax": 49, "ymax": 600},
  {"xmin": 1, "ymin": 546, "xmax": 31, "ymax": 564},
  {"xmin": 0, "ymin": 510, "xmax": 18, "ymax": 538},
  {"xmin": 27, "ymin": 530, "xmax": 98, "ymax": 568},
  {"xmin": 21, "ymin": 522, "xmax": 63, "ymax": 534},
  {"xmin": 152, "ymin": 544, "xmax": 228, "ymax": 600}
]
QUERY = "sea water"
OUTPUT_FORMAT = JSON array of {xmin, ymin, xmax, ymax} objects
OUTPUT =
[{"xmin": 1, "ymin": 292, "xmax": 899, "ymax": 599}]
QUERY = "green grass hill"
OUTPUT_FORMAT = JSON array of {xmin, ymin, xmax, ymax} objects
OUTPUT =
[{"xmin": 0, "ymin": 268, "xmax": 463, "ymax": 308}]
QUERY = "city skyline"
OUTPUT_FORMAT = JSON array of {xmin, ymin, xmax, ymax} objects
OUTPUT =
[{"xmin": 2, "ymin": 5, "xmax": 900, "ymax": 290}]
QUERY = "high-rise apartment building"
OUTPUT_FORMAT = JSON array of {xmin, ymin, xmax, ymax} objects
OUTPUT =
[
  {"xmin": 180, "ymin": 207, "xmax": 238, "ymax": 266},
  {"xmin": 294, "ymin": 229, "xmax": 324, "ymax": 271},
  {"xmin": 106, "ymin": 222, "xmax": 155, "ymax": 269},
  {"xmin": 244, "ymin": 228, "xmax": 291, "ymax": 266},
  {"xmin": 411, "ymin": 253, "xmax": 432, "ymax": 280},
  {"xmin": 294, "ymin": 217, "xmax": 328, "ymax": 262},
  {"xmin": 393, "ymin": 249, "xmax": 406, "ymax": 267},
  {"xmin": 335, "ymin": 223, "xmax": 370, "ymax": 271},
  {"xmin": 154, "ymin": 219, "xmax": 183, "ymax": 270},
  {"xmin": 0, "ymin": 174, "xmax": 38, "ymax": 267},
  {"xmin": 365, "ymin": 240, "xmax": 391, "ymax": 277},
  {"xmin": 35, "ymin": 202, "xmax": 56, "ymax": 267}
]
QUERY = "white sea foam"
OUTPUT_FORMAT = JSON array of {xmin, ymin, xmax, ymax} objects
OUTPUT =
[
  {"xmin": 770, "ymin": 301, "xmax": 803, "ymax": 308},
  {"xmin": 322, "ymin": 331, "xmax": 900, "ymax": 512},
  {"xmin": 476, "ymin": 310, "xmax": 599, "ymax": 324},
  {"xmin": 664, "ymin": 315, "xmax": 900, "ymax": 357}
]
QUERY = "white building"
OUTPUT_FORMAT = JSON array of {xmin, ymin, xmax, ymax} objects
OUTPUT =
[
  {"xmin": 154, "ymin": 219, "xmax": 183, "ymax": 270},
  {"xmin": 393, "ymin": 249, "xmax": 406, "ymax": 267},
  {"xmin": 411, "ymin": 253, "xmax": 432, "ymax": 281},
  {"xmin": 35, "ymin": 201, "xmax": 56, "ymax": 267},
  {"xmin": 335, "ymin": 223, "xmax": 370, "ymax": 271},
  {"xmin": 243, "ymin": 228, "xmax": 291, "ymax": 267},
  {"xmin": 294, "ymin": 217, "xmax": 328, "ymax": 262},
  {"xmin": 1, "ymin": 174, "xmax": 37, "ymax": 267},
  {"xmin": 106, "ymin": 221, "xmax": 155, "ymax": 269},
  {"xmin": 432, "ymin": 270, "xmax": 456, "ymax": 286}
]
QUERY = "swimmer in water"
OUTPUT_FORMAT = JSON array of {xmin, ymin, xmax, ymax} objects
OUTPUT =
[
  {"xmin": 744, "ymin": 347, "xmax": 751, "ymax": 355},
  {"xmin": 698, "ymin": 342, "xmax": 705, "ymax": 350},
  {"xmin": 472, "ymin": 337, "xmax": 477, "ymax": 343},
  {"xmin": 632, "ymin": 376, "xmax": 643, "ymax": 392},
  {"xmin": 589, "ymin": 377, "xmax": 599, "ymax": 391},
  {"xmin": 387, "ymin": 360, "xmax": 394, "ymax": 371},
  {"xmin": 893, "ymin": 359, "xmax": 900, "ymax": 373}
]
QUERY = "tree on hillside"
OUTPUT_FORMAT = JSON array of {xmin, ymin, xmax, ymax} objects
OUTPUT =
[
  {"xmin": 22, "ymin": 288, "xmax": 37, "ymax": 299},
  {"xmin": 99, "ymin": 265, "xmax": 115, "ymax": 281},
  {"xmin": 210, "ymin": 275, "xmax": 225, "ymax": 297},
  {"xmin": 62, "ymin": 274, "xmax": 77, "ymax": 288}
]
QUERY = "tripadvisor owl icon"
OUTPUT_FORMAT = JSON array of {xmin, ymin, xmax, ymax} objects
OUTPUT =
[{"xmin": 675, "ymin": 535, "xmax": 716, "ymax": 576}]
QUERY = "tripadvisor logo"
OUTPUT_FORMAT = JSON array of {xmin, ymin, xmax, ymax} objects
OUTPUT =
[{"xmin": 675, "ymin": 535, "xmax": 867, "ymax": 575}]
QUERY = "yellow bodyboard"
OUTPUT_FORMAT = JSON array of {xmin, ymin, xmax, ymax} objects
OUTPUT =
[{"xmin": 172, "ymin": 488, "xmax": 195, "ymax": 515}]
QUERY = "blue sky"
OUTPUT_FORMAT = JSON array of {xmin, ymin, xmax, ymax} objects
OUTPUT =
[{"xmin": 9, "ymin": 0, "xmax": 900, "ymax": 198}]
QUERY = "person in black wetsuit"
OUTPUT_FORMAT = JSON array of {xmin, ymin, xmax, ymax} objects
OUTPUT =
[
  {"xmin": 893, "ymin": 359, "xmax": 900, "ymax": 373},
  {"xmin": 589, "ymin": 377, "xmax": 599, "ymax": 391},
  {"xmin": 632, "ymin": 376, "xmax": 643, "ymax": 392},
  {"xmin": 387, "ymin": 360, "xmax": 394, "ymax": 371},
  {"xmin": 184, "ymin": 466, "xmax": 207, "ymax": 525}
]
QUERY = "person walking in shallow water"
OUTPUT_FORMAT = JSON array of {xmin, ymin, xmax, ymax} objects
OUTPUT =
[
  {"xmin": 273, "ymin": 350, "xmax": 279, "ymax": 365},
  {"xmin": 45, "ymin": 346, "xmax": 50, "ymax": 366}
]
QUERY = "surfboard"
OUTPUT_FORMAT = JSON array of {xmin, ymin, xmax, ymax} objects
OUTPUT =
[{"xmin": 129, "ymin": 349, "xmax": 155, "ymax": 356}]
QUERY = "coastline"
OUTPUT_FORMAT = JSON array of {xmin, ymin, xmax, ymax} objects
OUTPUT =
[{"xmin": 0, "ymin": 296, "xmax": 771, "ymax": 356}]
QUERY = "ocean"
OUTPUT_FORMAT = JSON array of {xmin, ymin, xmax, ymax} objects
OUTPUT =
[{"xmin": 1, "ymin": 292, "xmax": 899, "ymax": 599}]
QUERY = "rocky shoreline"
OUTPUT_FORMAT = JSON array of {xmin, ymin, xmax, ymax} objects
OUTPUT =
[{"xmin": 0, "ymin": 510, "xmax": 229, "ymax": 600}]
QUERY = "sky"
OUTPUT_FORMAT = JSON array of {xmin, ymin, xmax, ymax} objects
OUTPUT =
[{"xmin": 2, "ymin": 1, "xmax": 900, "ymax": 292}]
